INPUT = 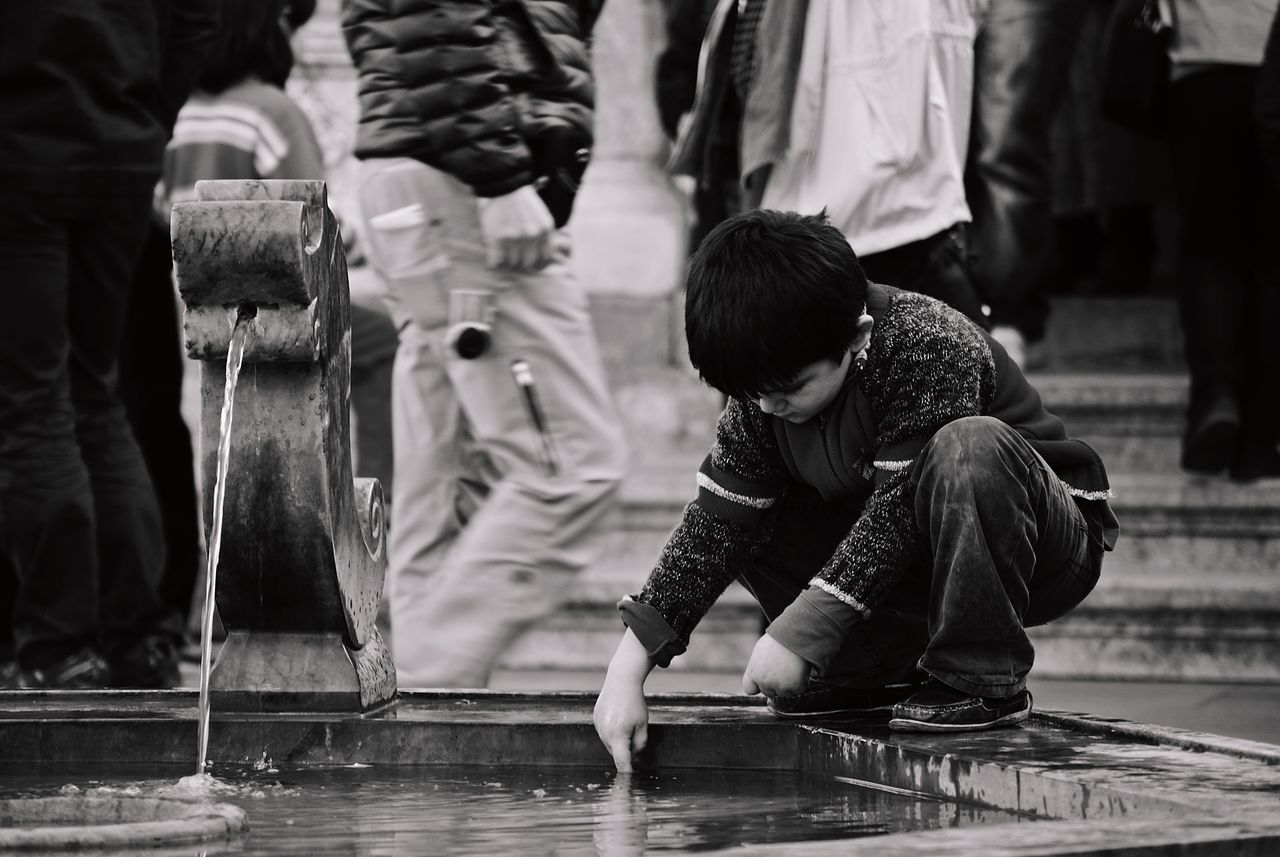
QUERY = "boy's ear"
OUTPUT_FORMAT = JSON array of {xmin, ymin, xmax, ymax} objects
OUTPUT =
[{"xmin": 849, "ymin": 313, "xmax": 874, "ymax": 353}]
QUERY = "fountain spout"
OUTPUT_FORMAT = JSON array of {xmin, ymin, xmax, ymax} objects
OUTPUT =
[{"xmin": 172, "ymin": 179, "xmax": 395, "ymax": 712}]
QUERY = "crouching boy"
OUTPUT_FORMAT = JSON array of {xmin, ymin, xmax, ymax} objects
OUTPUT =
[{"xmin": 593, "ymin": 210, "xmax": 1118, "ymax": 771}]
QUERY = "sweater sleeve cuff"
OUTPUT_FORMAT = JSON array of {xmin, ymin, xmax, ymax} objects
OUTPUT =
[
  {"xmin": 617, "ymin": 596, "xmax": 686, "ymax": 668},
  {"xmin": 873, "ymin": 436, "xmax": 930, "ymax": 487},
  {"xmin": 765, "ymin": 588, "xmax": 862, "ymax": 673}
]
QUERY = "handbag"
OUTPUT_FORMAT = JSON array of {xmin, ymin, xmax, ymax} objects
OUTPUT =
[{"xmin": 1099, "ymin": 0, "xmax": 1173, "ymax": 137}]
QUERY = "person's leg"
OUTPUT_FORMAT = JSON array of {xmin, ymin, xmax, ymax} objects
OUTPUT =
[
  {"xmin": 68, "ymin": 192, "xmax": 182, "ymax": 686},
  {"xmin": 421, "ymin": 177, "xmax": 628, "ymax": 687},
  {"xmin": 1167, "ymin": 70, "xmax": 1252, "ymax": 474},
  {"xmin": 356, "ymin": 158, "xmax": 628, "ymax": 688},
  {"xmin": 356, "ymin": 158, "xmax": 474, "ymax": 687},
  {"xmin": 1233, "ymin": 70, "xmax": 1280, "ymax": 480},
  {"xmin": 119, "ymin": 221, "xmax": 202, "ymax": 626},
  {"xmin": 892, "ymin": 416, "xmax": 1101, "ymax": 731},
  {"xmin": 967, "ymin": 0, "xmax": 1089, "ymax": 346},
  {"xmin": 0, "ymin": 192, "xmax": 107, "ymax": 685},
  {"xmin": 349, "ymin": 300, "xmax": 398, "ymax": 493}
]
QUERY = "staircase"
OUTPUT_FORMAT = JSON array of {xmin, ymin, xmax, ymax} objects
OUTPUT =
[{"xmin": 500, "ymin": 296, "xmax": 1280, "ymax": 682}]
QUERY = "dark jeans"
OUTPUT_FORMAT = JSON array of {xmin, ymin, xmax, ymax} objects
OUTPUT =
[
  {"xmin": 1168, "ymin": 67, "xmax": 1280, "ymax": 444},
  {"xmin": 966, "ymin": 0, "xmax": 1088, "ymax": 342},
  {"xmin": 859, "ymin": 227, "xmax": 991, "ymax": 331},
  {"xmin": 0, "ymin": 188, "xmax": 181, "ymax": 669},
  {"xmin": 120, "ymin": 222, "xmax": 202, "ymax": 625},
  {"xmin": 740, "ymin": 417, "xmax": 1102, "ymax": 697}
]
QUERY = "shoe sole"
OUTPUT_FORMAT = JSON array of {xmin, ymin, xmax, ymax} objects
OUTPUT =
[
  {"xmin": 768, "ymin": 703, "xmax": 896, "ymax": 722},
  {"xmin": 887, "ymin": 702, "xmax": 1031, "ymax": 733}
]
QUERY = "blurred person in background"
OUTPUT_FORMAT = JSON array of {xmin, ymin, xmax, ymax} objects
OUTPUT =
[
  {"xmin": 0, "ymin": 0, "xmax": 216, "ymax": 688},
  {"xmin": 655, "ymin": 0, "xmax": 737, "ymax": 252},
  {"xmin": 670, "ymin": 0, "xmax": 992, "ymax": 329},
  {"xmin": 344, "ymin": 0, "xmax": 627, "ymax": 688},
  {"xmin": 1049, "ymin": 0, "xmax": 1175, "ymax": 302},
  {"xmin": 1164, "ymin": 0, "xmax": 1280, "ymax": 480},
  {"xmin": 965, "ymin": 0, "xmax": 1089, "ymax": 368}
]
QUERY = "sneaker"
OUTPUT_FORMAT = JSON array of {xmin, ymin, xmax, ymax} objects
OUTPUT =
[
  {"xmin": 768, "ymin": 676, "xmax": 927, "ymax": 721},
  {"xmin": 1182, "ymin": 396, "xmax": 1240, "ymax": 475},
  {"xmin": 889, "ymin": 679, "xmax": 1032, "ymax": 733},
  {"xmin": 109, "ymin": 635, "xmax": 181, "ymax": 689},
  {"xmin": 1229, "ymin": 438, "xmax": 1280, "ymax": 483},
  {"xmin": 20, "ymin": 649, "xmax": 110, "ymax": 689}
]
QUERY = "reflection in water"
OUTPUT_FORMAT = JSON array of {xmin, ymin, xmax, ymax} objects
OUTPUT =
[{"xmin": 0, "ymin": 763, "xmax": 1034, "ymax": 856}]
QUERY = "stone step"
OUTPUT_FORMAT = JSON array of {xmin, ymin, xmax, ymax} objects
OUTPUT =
[
  {"xmin": 613, "ymin": 467, "xmax": 1280, "ymax": 576},
  {"xmin": 1031, "ymin": 372, "xmax": 1185, "ymax": 473},
  {"xmin": 500, "ymin": 577, "xmax": 1280, "ymax": 681},
  {"xmin": 499, "ymin": 469, "xmax": 1280, "ymax": 681},
  {"xmin": 1035, "ymin": 297, "xmax": 1182, "ymax": 372},
  {"xmin": 1028, "ymin": 579, "xmax": 1280, "ymax": 682}
]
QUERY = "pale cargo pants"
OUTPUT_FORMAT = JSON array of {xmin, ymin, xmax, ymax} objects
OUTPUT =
[{"xmin": 357, "ymin": 158, "xmax": 628, "ymax": 687}]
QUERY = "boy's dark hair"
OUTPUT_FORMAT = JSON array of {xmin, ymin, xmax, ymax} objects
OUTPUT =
[
  {"xmin": 684, "ymin": 209, "xmax": 869, "ymax": 400},
  {"xmin": 198, "ymin": 0, "xmax": 316, "ymax": 94}
]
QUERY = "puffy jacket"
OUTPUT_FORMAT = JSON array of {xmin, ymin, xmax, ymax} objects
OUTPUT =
[
  {"xmin": 0, "ymin": 0, "xmax": 218, "ymax": 193},
  {"xmin": 343, "ymin": 0, "xmax": 602, "ymax": 206}
]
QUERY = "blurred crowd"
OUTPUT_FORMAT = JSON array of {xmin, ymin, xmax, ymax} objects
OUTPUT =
[{"xmin": 0, "ymin": 0, "xmax": 1276, "ymax": 690}]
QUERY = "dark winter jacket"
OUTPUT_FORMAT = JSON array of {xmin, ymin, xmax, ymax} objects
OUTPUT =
[
  {"xmin": 0, "ymin": 0, "xmax": 218, "ymax": 194},
  {"xmin": 343, "ymin": 0, "xmax": 603, "ymax": 215},
  {"xmin": 620, "ymin": 285, "xmax": 1118, "ymax": 669}
]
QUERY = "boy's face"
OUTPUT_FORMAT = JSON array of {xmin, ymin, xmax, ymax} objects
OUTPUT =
[{"xmin": 755, "ymin": 349, "xmax": 853, "ymax": 424}]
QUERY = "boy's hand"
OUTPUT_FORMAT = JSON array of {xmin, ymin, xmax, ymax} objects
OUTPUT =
[
  {"xmin": 742, "ymin": 633, "xmax": 810, "ymax": 698},
  {"xmin": 594, "ymin": 672, "xmax": 649, "ymax": 773},
  {"xmin": 594, "ymin": 630, "xmax": 656, "ymax": 773}
]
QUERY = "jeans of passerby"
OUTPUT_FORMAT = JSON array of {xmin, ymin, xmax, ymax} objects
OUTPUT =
[
  {"xmin": 967, "ymin": 0, "xmax": 1089, "ymax": 343},
  {"xmin": 357, "ymin": 158, "xmax": 628, "ymax": 688},
  {"xmin": 858, "ymin": 227, "xmax": 991, "ymax": 330},
  {"xmin": 1167, "ymin": 67, "xmax": 1280, "ymax": 467},
  {"xmin": 0, "ymin": 187, "xmax": 182, "ymax": 670},
  {"xmin": 739, "ymin": 417, "xmax": 1102, "ymax": 698},
  {"xmin": 119, "ymin": 221, "xmax": 202, "ymax": 627}
]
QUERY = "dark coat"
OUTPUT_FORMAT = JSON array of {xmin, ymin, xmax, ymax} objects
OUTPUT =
[
  {"xmin": 0, "ymin": 0, "xmax": 218, "ymax": 193},
  {"xmin": 344, "ymin": 0, "xmax": 602, "ymax": 209}
]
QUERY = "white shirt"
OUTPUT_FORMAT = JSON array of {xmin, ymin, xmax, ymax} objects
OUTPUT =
[{"xmin": 762, "ymin": 0, "xmax": 985, "ymax": 256}]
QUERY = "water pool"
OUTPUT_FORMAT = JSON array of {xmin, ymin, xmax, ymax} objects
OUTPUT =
[{"xmin": 0, "ymin": 762, "xmax": 1032, "ymax": 856}]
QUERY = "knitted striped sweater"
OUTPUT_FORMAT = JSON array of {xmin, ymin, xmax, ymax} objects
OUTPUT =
[{"xmin": 620, "ymin": 287, "xmax": 1116, "ymax": 667}]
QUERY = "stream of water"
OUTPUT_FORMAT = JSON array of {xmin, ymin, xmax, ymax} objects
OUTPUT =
[{"xmin": 196, "ymin": 312, "xmax": 254, "ymax": 775}]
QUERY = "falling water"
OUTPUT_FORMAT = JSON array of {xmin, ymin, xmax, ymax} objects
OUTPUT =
[{"xmin": 196, "ymin": 309, "xmax": 255, "ymax": 775}]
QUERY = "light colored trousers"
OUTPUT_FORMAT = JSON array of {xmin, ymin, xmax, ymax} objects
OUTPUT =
[{"xmin": 357, "ymin": 158, "xmax": 627, "ymax": 687}]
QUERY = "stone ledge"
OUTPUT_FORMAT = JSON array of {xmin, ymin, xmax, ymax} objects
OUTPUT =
[
  {"xmin": 1035, "ymin": 709, "xmax": 1280, "ymax": 766},
  {"xmin": 2, "ymin": 691, "xmax": 1278, "ymax": 856}
]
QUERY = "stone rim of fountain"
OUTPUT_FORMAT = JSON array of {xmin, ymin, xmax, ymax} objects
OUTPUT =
[{"xmin": 0, "ymin": 795, "xmax": 246, "ymax": 850}]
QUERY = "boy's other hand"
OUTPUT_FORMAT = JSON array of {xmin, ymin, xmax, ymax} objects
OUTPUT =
[
  {"xmin": 478, "ymin": 185, "xmax": 554, "ymax": 272},
  {"xmin": 742, "ymin": 633, "xmax": 810, "ymax": 698}
]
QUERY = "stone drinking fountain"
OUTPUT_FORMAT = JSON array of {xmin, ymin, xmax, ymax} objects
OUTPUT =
[
  {"xmin": 1, "ymin": 180, "xmax": 1278, "ymax": 855},
  {"xmin": 171, "ymin": 178, "xmax": 394, "ymax": 714}
]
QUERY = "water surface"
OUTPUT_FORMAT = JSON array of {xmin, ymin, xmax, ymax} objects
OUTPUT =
[{"xmin": 0, "ymin": 763, "xmax": 1033, "ymax": 855}]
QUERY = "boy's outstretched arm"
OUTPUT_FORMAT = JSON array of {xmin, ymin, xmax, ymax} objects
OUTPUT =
[{"xmin": 594, "ymin": 629, "xmax": 656, "ymax": 773}]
